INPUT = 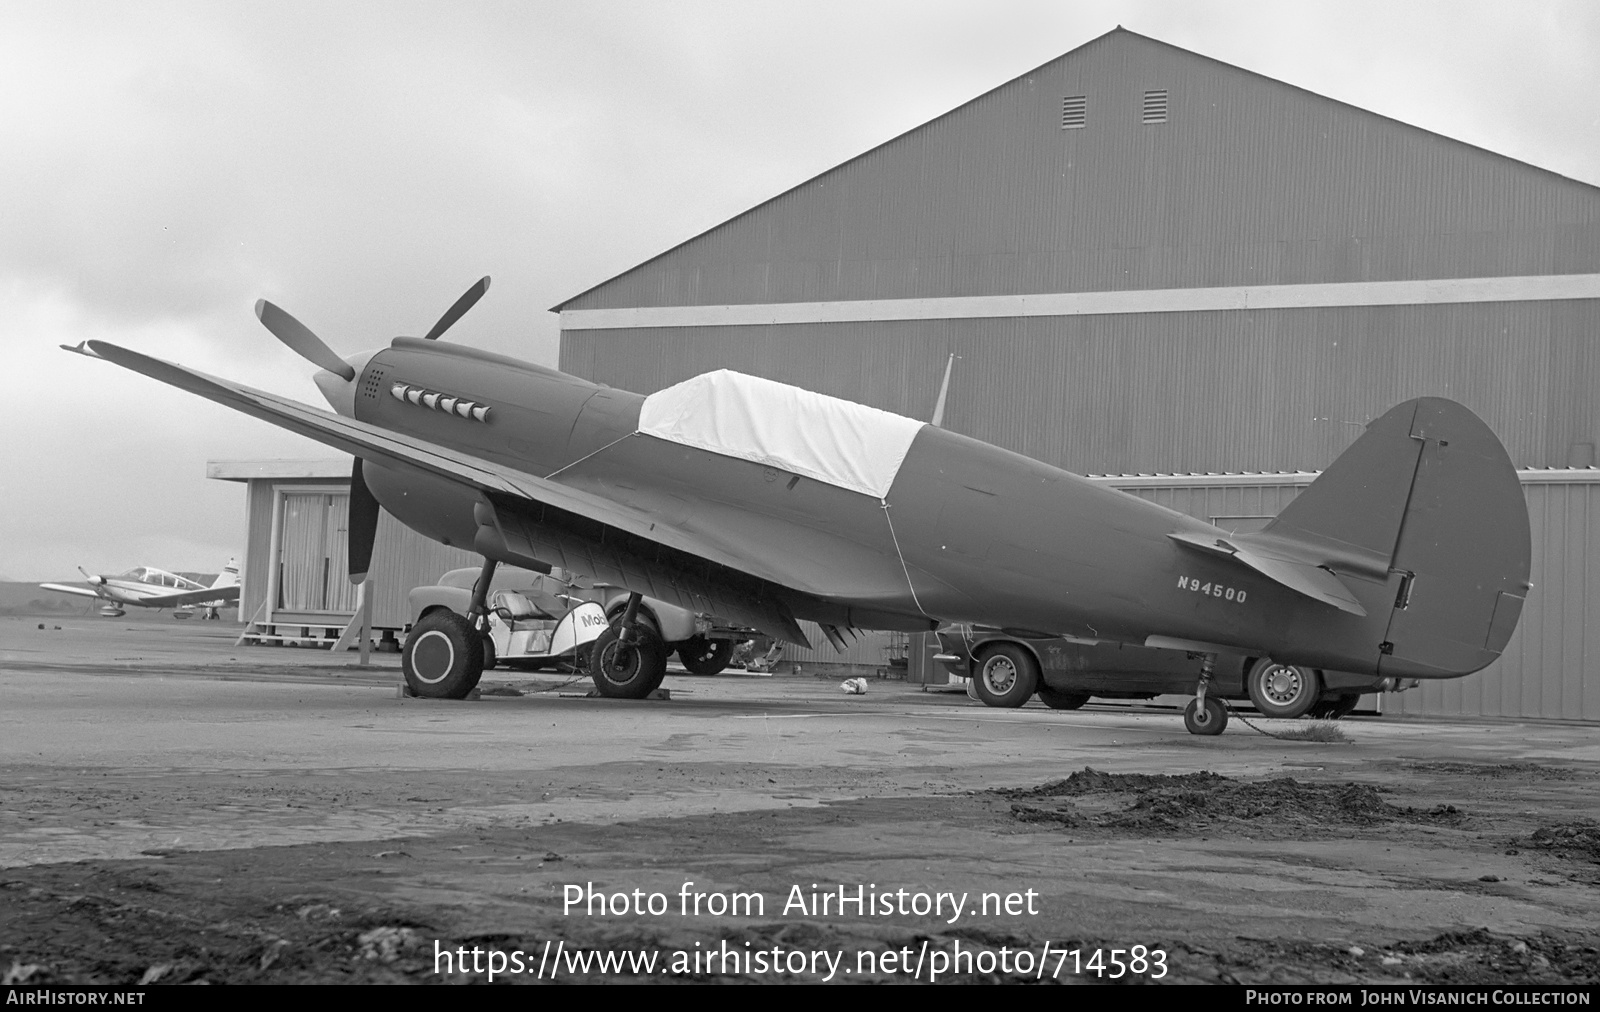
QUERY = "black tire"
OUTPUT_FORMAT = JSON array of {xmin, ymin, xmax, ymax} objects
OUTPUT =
[
  {"xmin": 590, "ymin": 625, "xmax": 668, "ymax": 699},
  {"xmin": 1310, "ymin": 693, "xmax": 1361, "ymax": 719},
  {"xmin": 1245, "ymin": 659, "xmax": 1322, "ymax": 719},
  {"xmin": 972, "ymin": 643, "xmax": 1039, "ymax": 708},
  {"xmin": 1037, "ymin": 686, "xmax": 1091, "ymax": 710},
  {"xmin": 402, "ymin": 609, "xmax": 484, "ymax": 699},
  {"xmin": 677, "ymin": 635, "xmax": 734, "ymax": 676},
  {"xmin": 1184, "ymin": 696, "xmax": 1228, "ymax": 735},
  {"xmin": 481, "ymin": 633, "xmax": 497, "ymax": 671}
]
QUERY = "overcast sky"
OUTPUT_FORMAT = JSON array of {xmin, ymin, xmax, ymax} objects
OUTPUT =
[{"xmin": 2, "ymin": 0, "xmax": 1596, "ymax": 581}]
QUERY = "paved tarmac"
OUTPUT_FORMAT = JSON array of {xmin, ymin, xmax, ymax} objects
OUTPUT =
[{"xmin": 2, "ymin": 612, "xmax": 1597, "ymax": 984}]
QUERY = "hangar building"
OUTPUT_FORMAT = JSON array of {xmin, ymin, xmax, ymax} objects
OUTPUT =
[{"xmin": 547, "ymin": 28, "xmax": 1599, "ymax": 720}]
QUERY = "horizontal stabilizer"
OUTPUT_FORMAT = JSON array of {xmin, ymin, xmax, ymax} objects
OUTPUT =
[{"xmin": 1168, "ymin": 531, "xmax": 1366, "ymax": 616}]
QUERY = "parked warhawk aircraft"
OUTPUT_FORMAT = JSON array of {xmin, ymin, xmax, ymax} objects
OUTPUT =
[
  {"xmin": 41, "ymin": 560, "xmax": 240, "ymax": 618},
  {"xmin": 65, "ymin": 278, "xmax": 1531, "ymax": 733}
]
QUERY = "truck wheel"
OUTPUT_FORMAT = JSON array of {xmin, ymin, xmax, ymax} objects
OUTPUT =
[
  {"xmin": 972, "ymin": 643, "xmax": 1038, "ymax": 708},
  {"xmin": 1245, "ymin": 659, "xmax": 1322, "ymax": 719},
  {"xmin": 677, "ymin": 635, "xmax": 733, "ymax": 675},
  {"xmin": 1037, "ymin": 686, "xmax": 1090, "ymax": 710},
  {"xmin": 402, "ymin": 609, "xmax": 484, "ymax": 699},
  {"xmin": 590, "ymin": 625, "xmax": 668, "ymax": 699}
]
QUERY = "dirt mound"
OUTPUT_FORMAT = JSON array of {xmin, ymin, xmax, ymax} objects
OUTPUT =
[
  {"xmin": 1000, "ymin": 768, "xmax": 1464, "ymax": 833},
  {"xmin": 1219, "ymin": 927, "xmax": 1600, "ymax": 985},
  {"xmin": 1529, "ymin": 821, "xmax": 1600, "ymax": 864},
  {"xmin": 1003, "ymin": 767, "xmax": 1231, "ymax": 798}
]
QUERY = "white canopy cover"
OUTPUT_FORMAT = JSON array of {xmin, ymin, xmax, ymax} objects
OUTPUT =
[{"xmin": 637, "ymin": 370, "xmax": 927, "ymax": 499}]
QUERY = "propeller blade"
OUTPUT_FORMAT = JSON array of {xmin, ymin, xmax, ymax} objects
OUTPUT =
[
  {"xmin": 421, "ymin": 276, "xmax": 491, "ymax": 341},
  {"xmin": 348, "ymin": 458, "xmax": 381, "ymax": 585},
  {"xmin": 78, "ymin": 566, "xmax": 103, "ymax": 586},
  {"xmin": 255, "ymin": 300, "xmax": 356, "ymax": 381}
]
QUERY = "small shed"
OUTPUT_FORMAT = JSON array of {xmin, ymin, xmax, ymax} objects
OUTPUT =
[{"xmin": 207, "ymin": 459, "xmax": 478, "ymax": 646}]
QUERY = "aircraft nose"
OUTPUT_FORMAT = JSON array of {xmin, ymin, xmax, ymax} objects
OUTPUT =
[{"xmin": 313, "ymin": 349, "xmax": 379, "ymax": 417}]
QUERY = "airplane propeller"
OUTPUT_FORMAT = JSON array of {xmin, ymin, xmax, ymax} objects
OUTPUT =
[
  {"xmin": 252, "ymin": 277, "xmax": 492, "ymax": 585},
  {"xmin": 254, "ymin": 300, "xmax": 356, "ymax": 381},
  {"xmin": 348, "ymin": 458, "xmax": 381, "ymax": 586},
  {"xmin": 78, "ymin": 566, "xmax": 104, "ymax": 586},
  {"xmin": 421, "ymin": 276, "xmax": 490, "ymax": 341}
]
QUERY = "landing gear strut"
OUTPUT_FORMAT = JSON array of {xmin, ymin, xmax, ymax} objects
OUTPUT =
[
  {"xmin": 466, "ymin": 558, "xmax": 499, "ymax": 634},
  {"xmin": 1183, "ymin": 653, "xmax": 1228, "ymax": 735}
]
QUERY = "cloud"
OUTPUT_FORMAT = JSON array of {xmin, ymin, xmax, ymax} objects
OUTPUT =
[{"xmin": 1, "ymin": 0, "xmax": 1593, "ymax": 577}]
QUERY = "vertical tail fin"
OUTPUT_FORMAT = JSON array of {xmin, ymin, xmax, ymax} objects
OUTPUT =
[
  {"xmin": 1248, "ymin": 398, "xmax": 1531, "ymax": 677},
  {"xmin": 210, "ymin": 558, "xmax": 240, "ymax": 590}
]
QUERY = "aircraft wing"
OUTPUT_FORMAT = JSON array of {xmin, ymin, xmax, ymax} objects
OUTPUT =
[
  {"xmin": 81, "ymin": 341, "xmax": 835, "ymax": 642},
  {"xmin": 38, "ymin": 583, "xmax": 105, "ymax": 601},
  {"xmin": 129, "ymin": 585, "xmax": 243, "ymax": 609}
]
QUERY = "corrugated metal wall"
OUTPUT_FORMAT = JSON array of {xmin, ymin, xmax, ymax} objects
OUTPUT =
[
  {"xmin": 560, "ymin": 29, "xmax": 1600, "ymax": 313},
  {"xmin": 563, "ymin": 300, "xmax": 1600, "ymax": 473}
]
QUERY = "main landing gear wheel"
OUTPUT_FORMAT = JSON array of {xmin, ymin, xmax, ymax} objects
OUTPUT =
[
  {"xmin": 1245, "ymin": 658, "xmax": 1322, "ymax": 719},
  {"xmin": 1184, "ymin": 695, "xmax": 1228, "ymax": 735},
  {"xmin": 402, "ymin": 609, "xmax": 484, "ymax": 699},
  {"xmin": 972, "ymin": 643, "xmax": 1038, "ymax": 708},
  {"xmin": 1037, "ymin": 686, "xmax": 1091, "ymax": 710},
  {"xmin": 590, "ymin": 625, "xmax": 668, "ymax": 699},
  {"xmin": 677, "ymin": 635, "xmax": 734, "ymax": 675}
]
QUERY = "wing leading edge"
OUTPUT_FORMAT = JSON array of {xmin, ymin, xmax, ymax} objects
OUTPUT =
[
  {"xmin": 38, "ymin": 583, "xmax": 105, "ymax": 601},
  {"xmin": 80, "ymin": 341, "xmax": 824, "ymax": 642}
]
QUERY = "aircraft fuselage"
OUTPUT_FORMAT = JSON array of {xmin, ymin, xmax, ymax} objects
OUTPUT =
[{"xmin": 352, "ymin": 339, "xmax": 1410, "ymax": 677}]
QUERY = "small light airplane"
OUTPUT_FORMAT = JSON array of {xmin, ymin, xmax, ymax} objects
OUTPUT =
[
  {"xmin": 64, "ymin": 277, "xmax": 1531, "ymax": 733},
  {"xmin": 41, "ymin": 560, "xmax": 240, "ymax": 618}
]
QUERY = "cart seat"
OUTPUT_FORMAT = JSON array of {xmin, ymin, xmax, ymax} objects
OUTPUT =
[{"xmin": 492, "ymin": 590, "xmax": 555, "ymax": 625}]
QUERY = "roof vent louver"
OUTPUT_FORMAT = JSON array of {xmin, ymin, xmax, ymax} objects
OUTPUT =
[
  {"xmin": 1061, "ymin": 95, "xmax": 1086, "ymax": 129},
  {"xmin": 1142, "ymin": 89, "xmax": 1168, "ymax": 124}
]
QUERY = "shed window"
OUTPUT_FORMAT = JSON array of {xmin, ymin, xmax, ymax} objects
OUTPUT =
[
  {"xmin": 1142, "ymin": 89, "xmax": 1168, "ymax": 123},
  {"xmin": 1061, "ymin": 95, "xmax": 1086, "ymax": 129}
]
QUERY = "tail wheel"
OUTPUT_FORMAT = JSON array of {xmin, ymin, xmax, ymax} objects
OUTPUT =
[
  {"xmin": 1184, "ymin": 696, "xmax": 1228, "ymax": 735},
  {"xmin": 590, "ymin": 625, "xmax": 668, "ymax": 699},
  {"xmin": 402, "ymin": 609, "xmax": 484, "ymax": 699},
  {"xmin": 1245, "ymin": 659, "xmax": 1322, "ymax": 719},
  {"xmin": 677, "ymin": 635, "xmax": 734, "ymax": 675},
  {"xmin": 972, "ymin": 643, "xmax": 1038, "ymax": 708}
]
